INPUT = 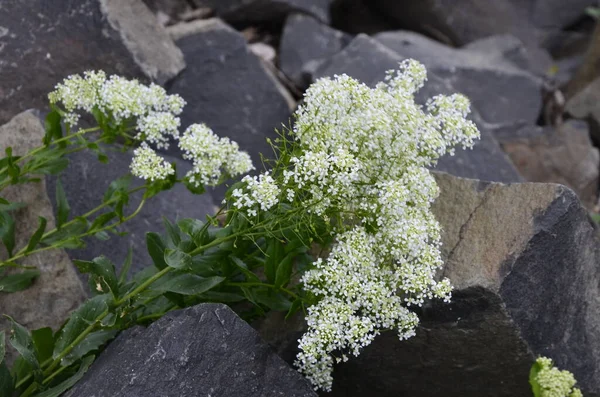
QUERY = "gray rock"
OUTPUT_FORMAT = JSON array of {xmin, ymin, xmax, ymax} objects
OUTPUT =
[
  {"xmin": 462, "ymin": 34, "xmax": 537, "ymax": 73},
  {"xmin": 367, "ymin": 0, "xmax": 552, "ymax": 74},
  {"xmin": 166, "ymin": 19, "xmax": 291, "ymax": 200},
  {"xmin": 329, "ymin": 0, "xmax": 396, "ymax": 35},
  {"xmin": 279, "ymin": 13, "xmax": 350, "ymax": 88},
  {"xmin": 0, "ymin": 0, "xmax": 185, "ymax": 125},
  {"xmin": 311, "ymin": 34, "xmax": 523, "ymax": 183},
  {"xmin": 566, "ymin": 76, "xmax": 600, "ymax": 144},
  {"xmin": 0, "ymin": 111, "xmax": 86, "ymax": 363},
  {"xmin": 194, "ymin": 0, "xmax": 333, "ymax": 24},
  {"xmin": 374, "ymin": 31, "xmax": 543, "ymax": 125},
  {"xmin": 497, "ymin": 120, "xmax": 600, "ymax": 209},
  {"xmin": 46, "ymin": 144, "xmax": 216, "ymax": 276},
  {"xmin": 531, "ymin": 0, "xmax": 596, "ymax": 30},
  {"xmin": 256, "ymin": 172, "xmax": 600, "ymax": 396},
  {"xmin": 64, "ymin": 303, "xmax": 317, "ymax": 397}
]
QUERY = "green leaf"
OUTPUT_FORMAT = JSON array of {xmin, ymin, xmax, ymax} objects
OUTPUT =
[
  {"xmin": 146, "ymin": 232, "xmax": 167, "ymax": 270},
  {"xmin": 0, "ymin": 270, "xmax": 40, "ymax": 293},
  {"xmin": 53, "ymin": 295, "xmax": 109, "ymax": 360},
  {"xmin": 199, "ymin": 291, "xmax": 246, "ymax": 303},
  {"xmin": 34, "ymin": 157, "xmax": 69, "ymax": 175},
  {"xmin": 26, "ymin": 216, "xmax": 47, "ymax": 253},
  {"xmin": 275, "ymin": 248, "xmax": 306, "ymax": 289},
  {"xmin": 529, "ymin": 360, "xmax": 542, "ymax": 397},
  {"xmin": 0, "ymin": 212, "xmax": 16, "ymax": 257},
  {"xmin": 32, "ymin": 327, "xmax": 54, "ymax": 364},
  {"xmin": 264, "ymin": 239, "xmax": 284, "ymax": 284},
  {"xmin": 184, "ymin": 179, "xmax": 206, "ymax": 195},
  {"xmin": 0, "ymin": 362, "xmax": 13, "ymax": 397},
  {"xmin": 73, "ymin": 256, "xmax": 118, "ymax": 297},
  {"xmin": 164, "ymin": 248, "xmax": 192, "ymax": 269},
  {"xmin": 253, "ymin": 290, "xmax": 291, "ymax": 311},
  {"xmin": 34, "ymin": 355, "xmax": 95, "ymax": 397},
  {"xmin": 103, "ymin": 175, "xmax": 131, "ymax": 203},
  {"xmin": 163, "ymin": 217, "xmax": 181, "ymax": 248},
  {"xmin": 5, "ymin": 316, "xmax": 40, "ymax": 371},
  {"xmin": 62, "ymin": 330, "xmax": 117, "ymax": 366},
  {"xmin": 286, "ymin": 299, "xmax": 303, "ymax": 320},
  {"xmin": 152, "ymin": 273, "xmax": 224, "ymax": 295},
  {"xmin": 10, "ymin": 356, "xmax": 32, "ymax": 385},
  {"xmin": 230, "ymin": 256, "xmax": 260, "ymax": 283},
  {"xmin": 43, "ymin": 110, "xmax": 62, "ymax": 146},
  {"xmin": 0, "ymin": 200, "xmax": 26, "ymax": 212},
  {"xmin": 118, "ymin": 247, "xmax": 133, "ymax": 285},
  {"xmin": 55, "ymin": 179, "xmax": 70, "ymax": 230},
  {"xmin": 88, "ymin": 212, "xmax": 116, "ymax": 233}
]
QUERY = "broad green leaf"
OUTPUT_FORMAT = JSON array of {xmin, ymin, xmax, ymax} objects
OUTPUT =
[
  {"xmin": 73, "ymin": 257, "xmax": 118, "ymax": 297},
  {"xmin": 254, "ymin": 289, "xmax": 291, "ymax": 311},
  {"xmin": 529, "ymin": 360, "xmax": 542, "ymax": 397},
  {"xmin": 62, "ymin": 330, "xmax": 117, "ymax": 366},
  {"xmin": 146, "ymin": 232, "xmax": 167, "ymax": 270},
  {"xmin": 32, "ymin": 327, "xmax": 54, "ymax": 364},
  {"xmin": 88, "ymin": 212, "xmax": 116, "ymax": 233},
  {"xmin": 286, "ymin": 299, "xmax": 303, "ymax": 320},
  {"xmin": 9, "ymin": 356, "xmax": 31, "ymax": 385},
  {"xmin": 152, "ymin": 273, "xmax": 224, "ymax": 295},
  {"xmin": 0, "ymin": 362, "xmax": 13, "ymax": 397},
  {"xmin": 118, "ymin": 247, "xmax": 133, "ymax": 285},
  {"xmin": 264, "ymin": 239, "xmax": 284, "ymax": 283},
  {"xmin": 200, "ymin": 291, "xmax": 245, "ymax": 303},
  {"xmin": 275, "ymin": 248, "xmax": 306, "ymax": 289},
  {"xmin": 35, "ymin": 157, "xmax": 69, "ymax": 175},
  {"xmin": 26, "ymin": 216, "xmax": 47, "ymax": 253},
  {"xmin": 0, "ymin": 270, "xmax": 40, "ymax": 293},
  {"xmin": 53, "ymin": 295, "xmax": 109, "ymax": 360},
  {"xmin": 177, "ymin": 218, "xmax": 205, "ymax": 240},
  {"xmin": 55, "ymin": 179, "xmax": 70, "ymax": 230},
  {"xmin": 103, "ymin": 175, "xmax": 131, "ymax": 203},
  {"xmin": 41, "ymin": 217, "xmax": 88, "ymax": 246},
  {"xmin": 230, "ymin": 256, "xmax": 260, "ymax": 283},
  {"xmin": 164, "ymin": 248, "xmax": 192, "ymax": 269},
  {"xmin": 189, "ymin": 248, "xmax": 227, "ymax": 277},
  {"xmin": 5, "ymin": 316, "xmax": 39, "ymax": 371},
  {"xmin": 34, "ymin": 355, "xmax": 95, "ymax": 397},
  {"xmin": 43, "ymin": 110, "xmax": 62, "ymax": 146},
  {"xmin": 94, "ymin": 230, "xmax": 110, "ymax": 241},
  {"xmin": 0, "ymin": 212, "xmax": 16, "ymax": 257},
  {"xmin": 163, "ymin": 217, "xmax": 181, "ymax": 248}
]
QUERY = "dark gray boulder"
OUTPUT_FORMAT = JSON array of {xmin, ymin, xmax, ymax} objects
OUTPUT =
[
  {"xmin": 165, "ymin": 19, "xmax": 291, "ymax": 199},
  {"xmin": 529, "ymin": 0, "xmax": 596, "ymax": 30},
  {"xmin": 64, "ymin": 303, "xmax": 317, "ymax": 397},
  {"xmin": 255, "ymin": 172, "xmax": 600, "ymax": 396},
  {"xmin": 0, "ymin": 0, "xmax": 185, "ymax": 125},
  {"xmin": 374, "ymin": 31, "xmax": 543, "ymax": 125},
  {"xmin": 279, "ymin": 13, "xmax": 350, "ymax": 88},
  {"xmin": 46, "ymin": 144, "xmax": 215, "ymax": 275},
  {"xmin": 194, "ymin": 0, "xmax": 333, "ymax": 24},
  {"xmin": 310, "ymin": 34, "xmax": 523, "ymax": 183}
]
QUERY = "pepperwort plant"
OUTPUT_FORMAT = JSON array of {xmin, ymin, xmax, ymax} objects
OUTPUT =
[{"xmin": 2, "ymin": 59, "xmax": 479, "ymax": 395}]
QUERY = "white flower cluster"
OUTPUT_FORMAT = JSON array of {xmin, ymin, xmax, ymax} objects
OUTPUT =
[
  {"xmin": 288, "ymin": 60, "xmax": 479, "ymax": 391},
  {"xmin": 533, "ymin": 357, "xmax": 582, "ymax": 397},
  {"xmin": 179, "ymin": 124, "xmax": 254, "ymax": 187},
  {"xmin": 49, "ymin": 71, "xmax": 253, "ymax": 186},
  {"xmin": 231, "ymin": 173, "xmax": 280, "ymax": 217}
]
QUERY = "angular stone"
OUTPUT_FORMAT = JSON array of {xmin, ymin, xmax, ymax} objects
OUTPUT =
[
  {"xmin": 311, "ymin": 34, "xmax": 523, "ymax": 183},
  {"xmin": 0, "ymin": 111, "xmax": 86, "ymax": 363},
  {"xmin": 566, "ymin": 76, "xmax": 600, "ymax": 144},
  {"xmin": 166, "ymin": 19, "xmax": 291, "ymax": 199},
  {"xmin": 279, "ymin": 13, "xmax": 350, "ymax": 88},
  {"xmin": 498, "ymin": 120, "xmax": 599, "ymax": 209},
  {"xmin": 374, "ymin": 31, "xmax": 543, "ymax": 125},
  {"xmin": 194, "ymin": 0, "xmax": 333, "ymax": 24},
  {"xmin": 46, "ymin": 145, "xmax": 216, "ymax": 276},
  {"xmin": 0, "ymin": 0, "xmax": 185, "ymax": 124},
  {"xmin": 462, "ymin": 34, "xmax": 537, "ymax": 73},
  {"xmin": 64, "ymin": 303, "xmax": 317, "ymax": 397},
  {"xmin": 255, "ymin": 172, "xmax": 600, "ymax": 396}
]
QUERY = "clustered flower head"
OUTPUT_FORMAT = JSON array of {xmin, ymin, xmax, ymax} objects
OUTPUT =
[
  {"xmin": 532, "ymin": 357, "xmax": 582, "ymax": 397},
  {"xmin": 49, "ymin": 71, "xmax": 253, "ymax": 187},
  {"xmin": 228, "ymin": 60, "xmax": 479, "ymax": 390}
]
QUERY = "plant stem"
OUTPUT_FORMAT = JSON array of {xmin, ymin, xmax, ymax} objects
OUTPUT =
[{"xmin": 225, "ymin": 281, "xmax": 300, "ymax": 300}]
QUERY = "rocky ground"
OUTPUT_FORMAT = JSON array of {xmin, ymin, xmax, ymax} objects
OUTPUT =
[{"xmin": 1, "ymin": 0, "xmax": 600, "ymax": 396}]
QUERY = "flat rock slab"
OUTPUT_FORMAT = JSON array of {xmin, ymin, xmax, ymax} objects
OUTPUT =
[
  {"xmin": 0, "ymin": 111, "xmax": 86, "ymax": 364},
  {"xmin": 255, "ymin": 172, "xmax": 600, "ymax": 396},
  {"xmin": 64, "ymin": 303, "xmax": 317, "ymax": 397},
  {"xmin": 311, "ymin": 34, "xmax": 523, "ymax": 184},
  {"xmin": 0, "ymin": 0, "xmax": 184, "ymax": 124},
  {"xmin": 46, "ymin": 145, "xmax": 216, "ymax": 275}
]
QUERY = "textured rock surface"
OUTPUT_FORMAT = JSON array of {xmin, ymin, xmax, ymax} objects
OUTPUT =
[
  {"xmin": 0, "ymin": 0, "xmax": 184, "ymax": 125},
  {"xmin": 529, "ymin": 0, "xmax": 596, "ymax": 30},
  {"xmin": 566, "ymin": 76, "xmax": 600, "ymax": 144},
  {"xmin": 311, "ymin": 34, "xmax": 523, "ymax": 183},
  {"xmin": 498, "ymin": 120, "xmax": 599, "ymax": 209},
  {"xmin": 462, "ymin": 34, "xmax": 538, "ymax": 73},
  {"xmin": 374, "ymin": 30, "xmax": 543, "ymax": 125},
  {"xmin": 194, "ymin": 0, "xmax": 333, "ymax": 24},
  {"xmin": 46, "ymin": 145, "xmax": 215, "ymax": 275},
  {"xmin": 279, "ymin": 13, "xmax": 350, "ymax": 88},
  {"xmin": 64, "ymin": 303, "xmax": 317, "ymax": 397},
  {"xmin": 166, "ymin": 19, "xmax": 291, "ymax": 200},
  {"xmin": 256, "ymin": 172, "xmax": 600, "ymax": 396},
  {"xmin": 0, "ymin": 112, "xmax": 86, "ymax": 363}
]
